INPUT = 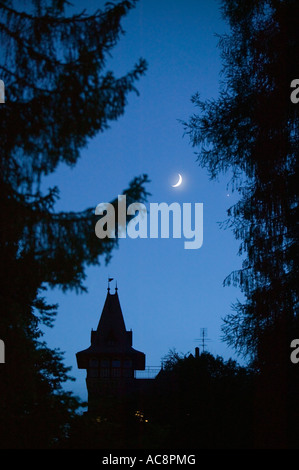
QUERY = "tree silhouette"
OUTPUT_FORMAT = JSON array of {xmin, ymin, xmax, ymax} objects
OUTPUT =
[
  {"xmin": 59, "ymin": 349, "xmax": 254, "ymax": 449},
  {"xmin": 184, "ymin": 0, "xmax": 298, "ymax": 447},
  {"xmin": 139, "ymin": 351, "xmax": 254, "ymax": 449},
  {"xmin": 0, "ymin": 0, "xmax": 149, "ymax": 448}
]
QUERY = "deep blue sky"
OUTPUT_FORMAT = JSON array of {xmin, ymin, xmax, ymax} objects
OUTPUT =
[{"xmin": 42, "ymin": 0, "xmax": 246, "ymax": 401}]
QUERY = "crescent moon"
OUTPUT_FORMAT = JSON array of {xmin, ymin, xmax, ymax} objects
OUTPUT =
[{"xmin": 172, "ymin": 173, "xmax": 182, "ymax": 188}]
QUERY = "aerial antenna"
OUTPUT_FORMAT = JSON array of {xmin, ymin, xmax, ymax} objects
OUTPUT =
[{"xmin": 195, "ymin": 328, "xmax": 211, "ymax": 352}]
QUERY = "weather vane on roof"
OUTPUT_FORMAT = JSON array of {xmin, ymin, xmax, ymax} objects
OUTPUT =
[
  {"xmin": 108, "ymin": 277, "xmax": 118, "ymax": 293},
  {"xmin": 107, "ymin": 277, "xmax": 114, "ymax": 291}
]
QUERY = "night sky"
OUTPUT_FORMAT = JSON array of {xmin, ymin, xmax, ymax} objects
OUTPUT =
[{"xmin": 41, "ymin": 0, "xmax": 246, "ymax": 402}]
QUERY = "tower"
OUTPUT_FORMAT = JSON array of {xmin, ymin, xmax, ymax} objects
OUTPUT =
[{"xmin": 76, "ymin": 283, "xmax": 145, "ymax": 414}]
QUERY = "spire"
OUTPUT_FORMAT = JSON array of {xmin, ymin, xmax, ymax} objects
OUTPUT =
[
  {"xmin": 76, "ymin": 282, "xmax": 145, "ymax": 371},
  {"xmin": 96, "ymin": 287, "xmax": 127, "ymax": 345}
]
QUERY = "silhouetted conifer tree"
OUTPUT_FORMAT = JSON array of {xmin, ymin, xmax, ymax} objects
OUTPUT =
[
  {"xmin": 0, "ymin": 0, "xmax": 148, "ymax": 448},
  {"xmin": 184, "ymin": 0, "xmax": 298, "ymax": 447}
]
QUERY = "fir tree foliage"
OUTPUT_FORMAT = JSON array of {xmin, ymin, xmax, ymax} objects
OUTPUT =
[
  {"xmin": 0, "ymin": 0, "xmax": 149, "ymax": 447},
  {"xmin": 184, "ymin": 0, "xmax": 298, "ymax": 367}
]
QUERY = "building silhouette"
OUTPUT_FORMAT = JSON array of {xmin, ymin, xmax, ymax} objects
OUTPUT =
[{"xmin": 76, "ymin": 282, "xmax": 150, "ymax": 414}]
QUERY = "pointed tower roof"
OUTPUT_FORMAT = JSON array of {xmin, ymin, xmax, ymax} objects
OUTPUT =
[
  {"xmin": 96, "ymin": 289, "xmax": 127, "ymax": 346},
  {"xmin": 76, "ymin": 286, "xmax": 145, "ymax": 370}
]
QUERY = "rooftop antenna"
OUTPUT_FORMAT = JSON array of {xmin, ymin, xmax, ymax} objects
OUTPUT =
[{"xmin": 195, "ymin": 328, "xmax": 211, "ymax": 353}]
